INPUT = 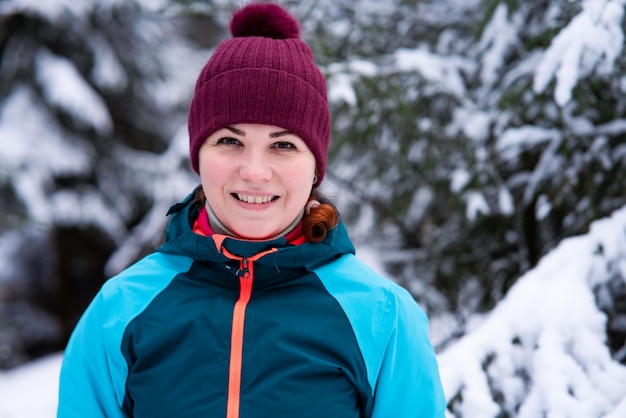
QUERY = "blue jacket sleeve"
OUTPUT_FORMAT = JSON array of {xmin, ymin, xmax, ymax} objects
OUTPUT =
[
  {"xmin": 370, "ymin": 287, "xmax": 447, "ymax": 417},
  {"xmin": 57, "ymin": 285, "xmax": 127, "ymax": 418},
  {"xmin": 315, "ymin": 254, "xmax": 447, "ymax": 417},
  {"xmin": 57, "ymin": 253, "xmax": 192, "ymax": 417}
]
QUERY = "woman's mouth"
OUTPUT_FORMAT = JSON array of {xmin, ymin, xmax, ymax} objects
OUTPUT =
[{"xmin": 233, "ymin": 193, "xmax": 278, "ymax": 204}]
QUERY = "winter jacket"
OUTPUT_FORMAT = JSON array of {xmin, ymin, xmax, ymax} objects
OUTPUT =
[{"xmin": 57, "ymin": 191, "xmax": 446, "ymax": 417}]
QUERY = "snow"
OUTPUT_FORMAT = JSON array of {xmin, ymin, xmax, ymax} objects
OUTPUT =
[
  {"xmin": 439, "ymin": 205, "xmax": 626, "ymax": 417},
  {"xmin": 394, "ymin": 46, "xmax": 469, "ymax": 98},
  {"xmin": 327, "ymin": 60, "xmax": 379, "ymax": 106},
  {"xmin": 464, "ymin": 190, "xmax": 490, "ymax": 221},
  {"xmin": 1, "ymin": 0, "xmax": 91, "ymax": 22},
  {"xmin": 496, "ymin": 125, "xmax": 561, "ymax": 162},
  {"xmin": 405, "ymin": 186, "xmax": 435, "ymax": 227},
  {"xmin": 327, "ymin": 72, "xmax": 358, "ymax": 106},
  {"xmin": 0, "ymin": 354, "xmax": 61, "ymax": 418},
  {"xmin": 0, "ymin": 87, "xmax": 93, "ymax": 223},
  {"xmin": 477, "ymin": 3, "xmax": 521, "ymax": 91},
  {"xmin": 533, "ymin": 0, "xmax": 626, "ymax": 106},
  {"xmin": 1, "ymin": 0, "xmax": 168, "ymax": 21},
  {"xmin": 498, "ymin": 187, "xmax": 515, "ymax": 216},
  {"xmin": 327, "ymin": 43, "xmax": 473, "ymax": 106},
  {"xmin": 450, "ymin": 169, "xmax": 470, "ymax": 193},
  {"xmin": 0, "ymin": 88, "xmax": 92, "ymax": 178},
  {"xmin": 36, "ymin": 49, "xmax": 113, "ymax": 134},
  {"xmin": 90, "ymin": 35, "xmax": 129, "ymax": 92}
]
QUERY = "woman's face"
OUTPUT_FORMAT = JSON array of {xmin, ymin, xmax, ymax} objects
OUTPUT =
[{"xmin": 198, "ymin": 123, "xmax": 316, "ymax": 240}]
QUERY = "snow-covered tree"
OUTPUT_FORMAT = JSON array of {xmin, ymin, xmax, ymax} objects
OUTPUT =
[
  {"xmin": 0, "ymin": 0, "xmax": 204, "ymax": 367},
  {"xmin": 309, "ymin": 0, "xmax": 626, "ymax": 414},
  {"xmin": 439, "ymin": 206, "xmax": 626, "ymax": 417},
  {"xmin": 317, "ymin": 0, "xmax": 626, "ymax": 342}
]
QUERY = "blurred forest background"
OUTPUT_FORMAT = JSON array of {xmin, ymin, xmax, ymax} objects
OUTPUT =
[{"xmin": 1, "ymin": 0, "xmax": 626, "ymax": 416}]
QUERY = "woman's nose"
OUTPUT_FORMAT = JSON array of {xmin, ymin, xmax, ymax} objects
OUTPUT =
[{"xmin": 239, "ymin": 149, "xmax": 272, "ymax": 182}]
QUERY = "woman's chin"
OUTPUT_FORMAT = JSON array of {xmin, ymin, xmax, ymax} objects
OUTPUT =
[{"xmin": 229, "ymin": 223, "xmax": 280, "ymax": 240}]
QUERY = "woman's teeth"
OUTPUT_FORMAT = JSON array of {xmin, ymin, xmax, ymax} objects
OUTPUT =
[{"xmin": 236, "ymin": 194, "xmax": 274, "ymax": 204}]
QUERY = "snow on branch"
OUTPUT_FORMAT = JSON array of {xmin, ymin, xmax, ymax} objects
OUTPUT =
[
  {"xmin": 35, "ymin": 49, "xmax": 113, "ymax": 134},
  {"xmin": 533, "ymin": 0, "xmax": 626, "ymax": 106},
  {"xmin": 394, "ymin": 47, "xmax": 470, "ymax": 98},
  {"xmin": 438, "ymin": 204, "xmax": 626, "ymax": 417}
]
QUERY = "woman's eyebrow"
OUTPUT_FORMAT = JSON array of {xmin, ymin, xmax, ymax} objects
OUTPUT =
[
  {"xmin": 270, "ymin": 130, "xmax": 293, "ymax": 138},
  {"xmin": 225, "ymin": 126, "xmax": 293, "ymax": 138},
  {"xmin": 226, "ymin": 126, "xmax": 245, "ymax": 136}
]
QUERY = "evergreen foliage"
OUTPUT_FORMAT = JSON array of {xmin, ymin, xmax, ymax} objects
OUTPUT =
[
  {"xmin": 0, "ymin": 0, "xmax": 201, "ymax": 367},
  {"xmin": 310, "ymin": 0, "xmax": 626, "ymax": 340}
]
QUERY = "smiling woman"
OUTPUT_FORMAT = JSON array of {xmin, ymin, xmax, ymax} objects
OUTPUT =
[
  {"xmin": 57, "ymin": 3, "xmax": 446, "ymax": 418},
  {"xmin": 198, "ymin": 124, "xmax": 317, "ymax": 240}
]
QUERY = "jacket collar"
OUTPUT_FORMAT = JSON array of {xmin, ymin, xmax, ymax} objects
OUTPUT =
[{"xmin": 159, "ymin": 189, "xmax": 355, "ymax": 271}]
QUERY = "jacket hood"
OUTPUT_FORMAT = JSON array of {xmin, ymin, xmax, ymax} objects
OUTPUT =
[{"xmin": 158, "ymin": 190, "xmax": 356, "ymax": 271}]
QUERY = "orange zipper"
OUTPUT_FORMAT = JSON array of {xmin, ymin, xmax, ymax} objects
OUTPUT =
[{"xmin": 220, "ymin": 244, "xmax": 277, "ymax": 418}]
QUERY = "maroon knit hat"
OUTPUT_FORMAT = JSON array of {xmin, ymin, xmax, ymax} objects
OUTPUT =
[{"xmin": 188, "ymin": 3, "xmax": 330, "ymax": 186}]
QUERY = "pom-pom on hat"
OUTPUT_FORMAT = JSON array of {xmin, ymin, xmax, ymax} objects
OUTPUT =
[{"xmin": 188, "ymin": 3, "xmax": 330, "ymax": 186}]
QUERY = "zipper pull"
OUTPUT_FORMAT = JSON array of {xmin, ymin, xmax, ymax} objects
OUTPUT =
[{"xmin": 239, "ymin": 258, "xmax": 251, "ymax": 279}]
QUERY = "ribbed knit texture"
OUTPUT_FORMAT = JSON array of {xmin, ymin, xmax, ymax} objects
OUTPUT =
[{"xmin": 188, "ymin": 4, "xmax": 330, "ymax": 186}]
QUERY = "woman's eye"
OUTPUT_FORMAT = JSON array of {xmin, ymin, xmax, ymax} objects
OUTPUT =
[
  {"xmin": 273, "ymin": 141, "xmax": 296, "ymax": 150},
  {"xmin": 216, "ymin": 137, "xmax": 240, "ymax": 146}
]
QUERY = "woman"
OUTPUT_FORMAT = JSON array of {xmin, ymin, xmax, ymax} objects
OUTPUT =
[{"xmin": 57, "ymin": 3, "xmax": 446, "ymax": 417}]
